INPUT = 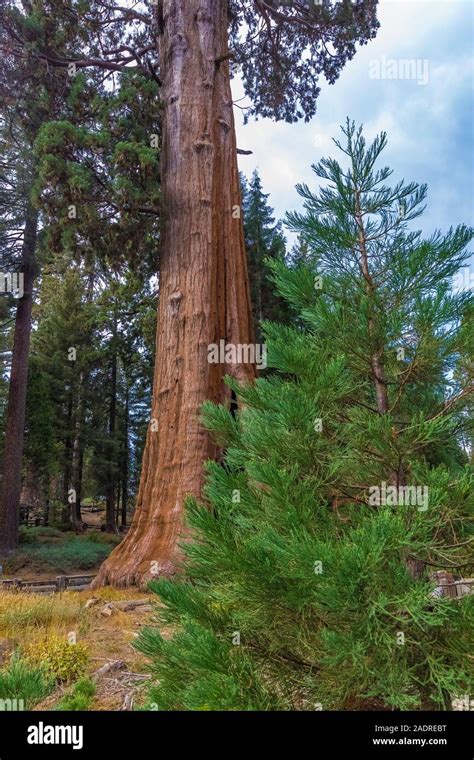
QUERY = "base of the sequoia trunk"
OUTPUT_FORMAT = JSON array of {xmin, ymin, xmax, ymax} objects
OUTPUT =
[{"xmin": 90, "ymin": 554, "xmax": 182, "ymax": 590}]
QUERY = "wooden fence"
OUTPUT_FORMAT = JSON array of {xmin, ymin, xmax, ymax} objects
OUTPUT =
[
  {"xmin": 430, "ymin": 571, "xmax": 474, "ymax": 599},
  {"xmin": 0, "ymin": 574, "xmax": 95, "ymax": 594},
  {"xmin": 1, "ymin": 570, "xmax": 471, "ymax": 597}
]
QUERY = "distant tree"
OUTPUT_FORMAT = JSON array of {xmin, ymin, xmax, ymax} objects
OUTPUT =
[
  {"xmin": 26, "ymin": 261, "xmax": 155, "ymax": 529},
  {"xmin": 289, "ymin": 234, "xmax": 311, "ymax": 267},
  {"xmin": 30, "ymin": 30, "xmax": 160, "ymax": 531},
  {"xmin": 0, "ymin": 1, "xmax": 64, "ymax": 553},
  {"xmin": 28, "ymin": 266, "xmax": 96, "ymax": 525},
  {"xmin": 23, "ymin": 356, "xmax": 58, "ymax": 516},
  {"xmin": 241, "ymin": 170, "xmax": 290, "ymax": 339},
  {"xmin": 34, "ymin": 69, "xmax": 160, "ymax": 276}
]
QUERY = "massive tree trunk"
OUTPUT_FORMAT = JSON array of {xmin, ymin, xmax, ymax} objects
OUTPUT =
[
  {"xmin": 0, "ymin": 202, "xmax": 38, "ymax": 556},
  {"xmin": 92, "ymin": 0, "xmax": 255, "ymax": 587}
]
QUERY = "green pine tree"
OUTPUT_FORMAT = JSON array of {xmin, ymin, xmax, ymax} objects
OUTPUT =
[
  {"xmin": 289, "ymin": 233, "xmax": 311, "ymax": 267},
  {"xmin": 241, "ymin": 170, "xmax": 290, "ymax": 340},
  {"xmin": 137, "ymin": 121, "xmax": 473, "ymax": 712}
]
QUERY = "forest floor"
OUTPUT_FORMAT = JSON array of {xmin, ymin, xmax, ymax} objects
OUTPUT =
[
  {"xmin": 0, "ymin": 586, "xmax": 170, "ymax": 711},
  {"xmin": 1, "ymin": 524, "xmax": 121, "ymax": 579},
  {"xmin": 0, "ymin": 526, "xmax": 169, "ymax": 710}
]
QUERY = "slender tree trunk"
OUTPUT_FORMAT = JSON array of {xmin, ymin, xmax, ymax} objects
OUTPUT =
[
  {"xmin": 121, "ymin": 478, "xmax": 128, "ymax": 527},
  {"xmin": 44, "ymin": 497, "xmax": 50, "ymax": 527},
  {"xmin": 93, "ymin": 0, "xmax": 255, "ymax": 587},
  {"xmin": 121, "ymin": 386, "xmax": 129, "ymax": 527},
  {"xmin": 355, "ymin": 191, "xmax": 389, "ymax": 416},
  {"xmin": 356, "ymin": 190, "xmax": 422, "ymax": 579},
  {"xmin": 105, "ymin": 329, "xmax": 117, "ymax": 533},
  {"xmin": 76, "ymin": 447, "xmax": 84, "ymax": 522},
  {"xmin": 62, "ymin": 391, "xmax": 74, "ymax": 526},
  {"xmin": 115, "ymin": 481, "xmax": 121, "ymax": 526},
  {"xmin": 71, "ymin": 372, "xmax": 84, "ymax": 526},
  {"xmin": 0, "ymin": 202, "xmax": 38, "ymax": 556}
]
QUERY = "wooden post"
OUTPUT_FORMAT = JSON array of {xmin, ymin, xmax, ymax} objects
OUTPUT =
[{"xmin": 437, "ymin": 570, "xmax": 457, "ymax": 599}]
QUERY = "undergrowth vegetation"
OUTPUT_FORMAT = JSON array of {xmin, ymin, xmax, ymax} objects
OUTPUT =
[
  {"xmin": 55, "ymin": 677, "xmax": 96, "ymax": 711},
  {"xmin": 0, "ymin": 655, "xmax": 54, "ymax": 709},
  {"xmin": 0, "ymin": 588, "xmax": 152, "ymax": 710},
  {"xmin": 4, "ymin": 528, "xmax": 120, "ymax": 574}
]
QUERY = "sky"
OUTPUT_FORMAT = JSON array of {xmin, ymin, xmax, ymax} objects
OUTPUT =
[{"xmin": 235, "ymin": 0, "xmax": 474, "ymax": 255}]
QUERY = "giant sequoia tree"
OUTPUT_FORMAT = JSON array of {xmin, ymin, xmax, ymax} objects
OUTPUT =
[
  {"xmin": 2, "ymin": 1, "xmax": 379, "ymax": 584},
  {"xmin": 95, "ymin": 0, "xmax": 379, "ymax": 587}
]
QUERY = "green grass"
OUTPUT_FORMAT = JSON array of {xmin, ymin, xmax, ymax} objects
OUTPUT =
[
  {"xmin": 55, "ymin": 677, "xmax": 96, "ymax": 711},
  {"xmin": 30, "ymin": 538, "xmax": 111, "ymax": 571},
  {"xmin": 0, "ymin": 656, "xmax": 54, "ymax": 709},
  {"xmin": 19, "ymin": 525, "xmax": 63, "ymax": 545},
  {"xmin": 6, "ymin": 532, "xmax": 116, "ymax": 574}
]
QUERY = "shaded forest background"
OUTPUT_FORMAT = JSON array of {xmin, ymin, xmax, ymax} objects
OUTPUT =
[{"xmin": 1, "ymin": 156, "xmax": 291, "ymax": 531}]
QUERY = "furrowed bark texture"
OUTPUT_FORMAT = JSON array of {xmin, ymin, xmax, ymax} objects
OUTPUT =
[
  {"xmin": 0, "ymin": 202, "xmax": 38, "ymax": 555},
  {"xmin": 92, "ymin": 0, "xmax": 255, "ymax": 587}
]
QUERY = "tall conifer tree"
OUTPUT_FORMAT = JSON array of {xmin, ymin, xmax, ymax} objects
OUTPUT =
[
  {"xmin": 241, "ymin": 170, "xmax": 289, "ymax": 339},
  {"xmin": 137, "ymin": 123, "xmax": 473, "ymax": 711}
]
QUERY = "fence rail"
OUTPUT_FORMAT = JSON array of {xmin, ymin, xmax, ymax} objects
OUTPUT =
[
  {"xmin": 430, "ymin": 571, "xmax": 474, "ymax": 599},
  {"xmin": 0, "ymin": 574, "xmax": 95, "ymax": 594}
]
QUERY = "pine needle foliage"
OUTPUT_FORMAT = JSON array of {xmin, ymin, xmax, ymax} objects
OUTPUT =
[{"xmin": 137, "ymin": 122, "xmax": 473, "ymax": 712}]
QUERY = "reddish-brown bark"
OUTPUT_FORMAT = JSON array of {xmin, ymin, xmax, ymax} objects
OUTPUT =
[
  {"xmin": 92, "ymin": 0, "xmax": 255, "ymax": 587},
  {"xmin": 0, "ymin": 202, "xmax": 38, "ymax": 556}
]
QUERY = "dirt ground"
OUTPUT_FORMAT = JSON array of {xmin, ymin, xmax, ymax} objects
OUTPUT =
[
  {"xmin": 33, "ymin": 590, "xmax": 157, "ymax": 710},
  {"xmin": 0, "ymin": 514, "xmax": 173, "ymax": 711},
  {"xmin": 0, "ymin": 586, "xmax": 174, "ymax": 711}
]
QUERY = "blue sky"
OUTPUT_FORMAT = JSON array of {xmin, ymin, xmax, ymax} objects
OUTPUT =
[{"xmin": 235, "ymin": 0, "xmax": 474, "ymax": 252}]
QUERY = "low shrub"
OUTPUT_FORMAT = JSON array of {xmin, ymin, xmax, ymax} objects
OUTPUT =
[
  {"xmin": 0, "ymin": 655, "xmax": 54, "ymax": 709},
  {"xmin": 85, "ymin": 531, "xmax": 122, "ymax": 546},
  {"xmin": 18, "ymin": 527, "xmax": 38, "ymax": 545},
  {"xmin": 24, "ymin": 635, "xmax": 89, "ymax": 683},
  {"xmin": 55, "ymin": 676, "xmax": 96, "ymax": 711},
  {"xmin": 28, "ymin": 537, "xmax": 111, "ymax": 572},
  {"xmin": 18, "ymin": 525, "xmax": 64, "ymax": 545}
]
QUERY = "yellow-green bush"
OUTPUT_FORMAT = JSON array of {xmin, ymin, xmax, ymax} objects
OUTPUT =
[{"xmin": 24, "ymin": 635, "xmax": 89, "ymax": 683}]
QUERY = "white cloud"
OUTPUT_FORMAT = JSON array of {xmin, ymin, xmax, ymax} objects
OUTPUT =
[{"xmin": 234, "ymin": 0, "xmax": 473, "ymax": 240}]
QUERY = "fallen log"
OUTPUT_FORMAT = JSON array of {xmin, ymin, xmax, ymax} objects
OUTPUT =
[
  {"xmin": 92, "ymin": 660, "xmax": 125, "ymax": 681},
  {"xmin": 99, "ymin": 599, "xmax": 152, "ymax": 615}
]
